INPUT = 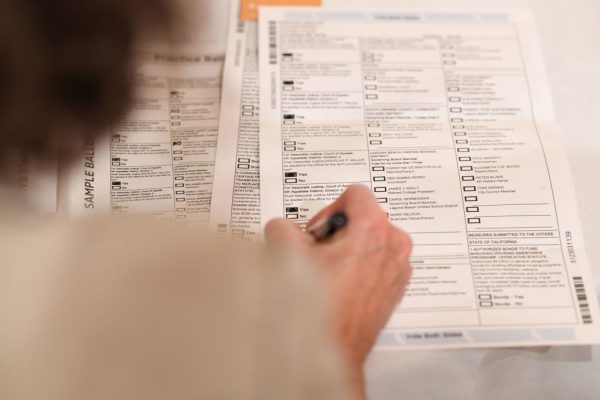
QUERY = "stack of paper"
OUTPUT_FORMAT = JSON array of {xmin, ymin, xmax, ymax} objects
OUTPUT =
[{"xmin": 28, "ymin": 0, "xmax": 600, "ymax": 349}]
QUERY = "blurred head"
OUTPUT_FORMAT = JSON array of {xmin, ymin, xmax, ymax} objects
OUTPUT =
[{"xmin": 0, "ymin": 0, "xmax": 172, "ymax": 170}]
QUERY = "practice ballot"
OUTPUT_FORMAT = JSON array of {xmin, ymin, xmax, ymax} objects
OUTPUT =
[{"xmin": 258, "ymin": 6, "xmax": 600, "ymax": 349}]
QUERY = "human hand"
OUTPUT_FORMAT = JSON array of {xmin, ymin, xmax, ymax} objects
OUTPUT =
[{"xmin": 265, "ymin": 185, "xmax": 412, "ymax": 398}]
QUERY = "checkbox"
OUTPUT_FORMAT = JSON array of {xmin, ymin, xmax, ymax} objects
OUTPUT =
[
  {"xmin": 464, "ymin": 196, "xmax": 478, "ymax": 202},
  {"xmin": 176, "ymin": 198, "xmax": 185, "ymax": 202},
  {"xmin": 237, "ymin": 164, "xmax": 250, "ymax": 169},
  {"xmin": 368, "ymin": 123, "xmax": 380, "ymax": 128},
  {"xmin": 451, "ymin": 117, "xmax": 464, "ymax": 122},
  {"xmin": 173, "ymin": 150, "xmax": 183, "ymax": 154},
  {"xmin": 369, "ymin": 133, "xmax": 381, "ymax": 137},
  {"xmin": 373, "ymin": 176, "xmax": 386, "ymax": 182},
  {"xmin": 443, "ymin": 60, "xmax": 456, "ymax": 65},
  {"xmin": 453, "ymin": 125, "xmax": 465, "ymax": 129},
  {"xmin": 462, "ymin": 176, "xmax": 475, "ymax": 181},
  {"xmin": 456, "ymin": 139, "xmax": 468, "ymax": 144},
  {"xmin": 283, "ymin": 120, "xmax": 295, "ymax": 125},
  {"xmin": 282, "ymin": 86, "xmax": 294, "ymax": 91},
  {"xmin": 377, "ymin": 197, "xmax": 388, "ymax": 203},
  {"xmin": 238, "ymin": 158, "xmax": 250, "ymax": 163},
  {"xmin": 176, "ymin": 191, "xmax": 185, "ymax": 195},
  {"xmin": 112, "ymin": 162, "xmax": 121, "ymax": 166},
  {"xmin": 372, "ymin": 166, "xmax": 385, "ymax": 172},
  {"xmin": 242, "ymin": 105, "xmax": 254, "ymax": 111},
  {"xmin": 365, "ymin": 85, "xmax": 377, "ymax": 90},
  {"xmin": 370, "ymin": 140, "xmax": 382, "ymax": 145},
  {"xmin": 112, "ymin": 186, "xmax": 121, "ymax": 190},
  {"xmin": 177, "ymin": 215, "xmax": 186, "ymax": 220},
  {"xmin": 175, "ymin": 176, "xmax": 184, "ymax": 180},
  {"xmin": 448, "ymin": 86, "xmax": 460, "ymax": 92},
  {"xmin": 458, "ymin": 156, "xmax": 472, "ymax": 161},
  {"xmin": 466, "ymin": 206, "xmax": 479, "ymax": 212},
  {"xmin": 449, "ymin": 97, "xmax": 461, "ymax": 102},
  {"xmin": 366, "ymin": 94, "xmax": 378, "ymax": 100},
  {"xmin": 176, "ymin": 208, "xmax": 186, "ymax": 212},
  {"xmin": 450, "ymin": 107, "xmax": 462, "ymax": 113},
  {"xmin": 242, "ymin": 111, "xmax": 254, "ymax": 116},
  {"xmin": 479, "ymin": 301, "xmax": 493, "ymax": 307},
  {"xmin": 175, "ymin": 183, "xmax": 184, "ymax": 187},
  {"xmin": 284, "ymin": 146, "xmax": 296, "ymax": 151},
  {"xmin": 374, "ymin": 187, "xmax": 387, "ymax": 192},
  {"xmin": 283, "ymin": 141, "xmax": 296, "ymax": 146},
  {"xmin": 286, "ymin": 214, "xmax": 299, "ymax": 220},
  {"xmin": 365, "ymin": 75, "xmax": 376, "ymax": 81},
  {"xmin": 478, "ymin": 294, "xmax": 492, "ymax": 300},
  {"xmin": 171, "ymin": 115, "xmax": 181, "ymax": 120},
  {"xmin": 460, "ymin": 166, "xmax": 473, "ymax": 171},
  {"xmin": 174, "ymin": 157, "xmax": 183, "ymax": 161},
  {"xmin": 454, "ymin": 132, "xmax": 467, "ymax": 136},
  {"xmin": 285, "ymin": 178, "xmax": 298, "ymax": 183},
  {"xmin": 463, "ymin": 186, "xmax": 476, "ymax": 192},
  {"xmin": 172, "ymin": 122, "xmax": 181, "ymax": 126},
  {"xmin": 468, "ymin": 217, "xmax": 481, "ymax": 224},
  {"xmin": 457, "ymin": 148, "xmax": 470, "ymax": 153},
  {"xmin": 232, "ymin": 229, "xmax": 245, "ymax": 236}
]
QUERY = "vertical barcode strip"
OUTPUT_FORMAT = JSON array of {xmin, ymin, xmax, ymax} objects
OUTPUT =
[
  {"xmin": 573, "ymin": 276, "xmax": 592, "ymax": 324},
  {"xmin": 269, "ymin": 21, "xmax": 277, "ymax": 65}
]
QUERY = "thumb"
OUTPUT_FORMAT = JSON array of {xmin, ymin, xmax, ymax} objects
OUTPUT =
[{"xmin": 264, "ymin": 218, "xmax": 314, "ymax": 248}]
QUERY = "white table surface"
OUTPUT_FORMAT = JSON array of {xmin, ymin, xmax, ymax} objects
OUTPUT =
[{"xmin": 198, "ymin": 0, "xmax": 600, "ymax": 398}]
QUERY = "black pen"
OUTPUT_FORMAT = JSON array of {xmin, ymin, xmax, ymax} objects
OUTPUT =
[{"xmin": 308, "ymin": 211, "xmax": 348, "ymax": 242}]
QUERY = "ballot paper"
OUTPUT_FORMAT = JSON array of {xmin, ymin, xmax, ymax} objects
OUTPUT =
[
  {"xmin": 209, "ymin": 0, "xmax": 372, "ymax": 239},
  {"xmin": 258, "ymin": 6, "xmax": 600, "ymax": 348},
  {"xmin": 59, "ymin": 44, "xmax": 224, "ymax": 221}
]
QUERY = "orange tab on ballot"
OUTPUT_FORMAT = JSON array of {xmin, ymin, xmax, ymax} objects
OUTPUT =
[{"xmin": 240, "ymin": 0, "xmax": 321, "ymax": 20}]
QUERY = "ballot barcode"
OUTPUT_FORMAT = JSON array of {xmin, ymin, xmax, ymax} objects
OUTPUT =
[
  {"xmin": 573, "ymin": 276, "xmax": 592, "ymax": 324},
  {"xmin": 269, "ymin": 21, "xmax": 277, "ymax": 65}
]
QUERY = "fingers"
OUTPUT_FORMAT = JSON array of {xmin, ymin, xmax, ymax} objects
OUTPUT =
[
  {"xmin": 307, "ymin": 184, "xmax": 384, "ymax": 231},
  {"xmin": 264, "ymin": 218, "xmax": 313, "ymax": 248}
]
